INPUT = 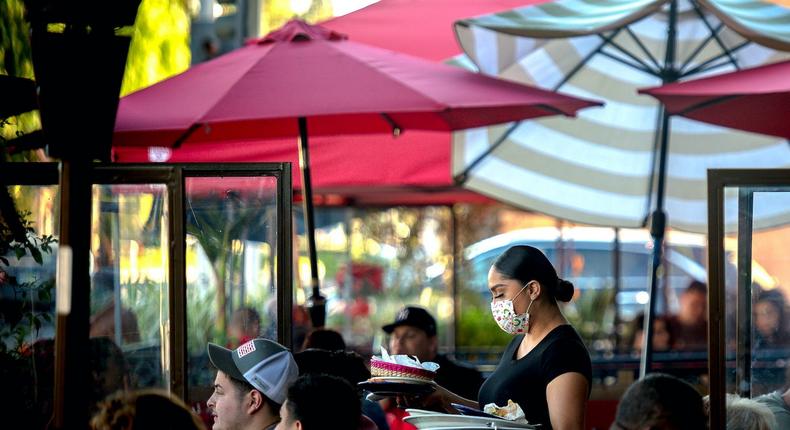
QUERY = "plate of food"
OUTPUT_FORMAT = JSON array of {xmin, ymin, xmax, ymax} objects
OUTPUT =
[
  {"xmin": 368, "ymin": 376, "xmax": 435, "ymax": 384},
  {"xmin": 451, "ymin": 403, "xmax": 500, "ymax": 419},
  {"xmin": 402, "ymin": 411, "xmax": 539, "ymax": 429}
]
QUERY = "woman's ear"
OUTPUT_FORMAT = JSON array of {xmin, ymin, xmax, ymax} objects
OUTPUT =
[{"xmin": 528, "ymin": 281, "xmax": 542, "ymax": 300}]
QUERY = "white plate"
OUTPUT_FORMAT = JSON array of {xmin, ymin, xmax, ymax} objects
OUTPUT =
[
  {"xmin": 368, "ymin": 376, "xmax": 435, "ymax": 384},
  {"xmin": 403, "ymin": 411, "xmax": 539, "ymax": 429}
]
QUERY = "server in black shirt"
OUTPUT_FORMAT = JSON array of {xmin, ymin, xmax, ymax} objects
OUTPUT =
[{"xmin": 430, "ymin": 245, "xmax": 592, "ymax": 430}]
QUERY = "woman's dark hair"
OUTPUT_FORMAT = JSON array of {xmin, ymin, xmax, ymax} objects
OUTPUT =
[
  {"xmin": 91, "ymin": 389, "xmax": 205, "ymax": 430},
  {"xmin": 294, "ymin": 349, "xmax": 370, "ymax": 397},
  {"xmin": 284, "ymin": 374, "xmax": 360, "ymax": 430},
  {"xmin": 301, "ymin": 328, "xmax": 346, "ymax": 351},
  {"xmin": 755, "ymin": 288, "xmax": 787, "ymax": 338},
  {"xmin": 492, "ymin": 245, "xmax": 574, "ymax": 302}
]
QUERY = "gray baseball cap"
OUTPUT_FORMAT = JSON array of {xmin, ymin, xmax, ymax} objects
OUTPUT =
[{"xmin": 207, "ymin": 338, "xmax": 298, "ymax": 405}]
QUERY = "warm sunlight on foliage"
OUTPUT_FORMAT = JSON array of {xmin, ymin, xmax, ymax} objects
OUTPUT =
[
  {"xmin": 121, "ymin": 0, "xmax": 191, "ymax": 96},
  {"xmin": 0, "ymin": 0, "xmax": 42, "ymax": 161},
  {"xmin": 260, "ymin": 0, "xmax": 334, "ymax": 37}
]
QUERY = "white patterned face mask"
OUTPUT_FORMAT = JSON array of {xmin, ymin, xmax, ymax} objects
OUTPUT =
[{"xmin": 490, "ymin": 283, "xmax": 533, "ymax": 335}]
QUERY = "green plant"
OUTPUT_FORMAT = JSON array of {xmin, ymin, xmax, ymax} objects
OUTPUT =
[
  {"xmin": 0, "ymin": 209, "xmax": 57, "ymax": 356},
  {"xmin": 0, "ymin": 206, "xmax": 57, "ymax": 427}
]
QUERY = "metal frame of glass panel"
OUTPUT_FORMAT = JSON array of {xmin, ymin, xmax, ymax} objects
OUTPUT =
[
  {"xmin": 707, "ymin": 168, "xmax": 790, "ymax": 430},
  {"xmin": 1, "ymin": 161, "xmax": 292, "ymax": 414}
]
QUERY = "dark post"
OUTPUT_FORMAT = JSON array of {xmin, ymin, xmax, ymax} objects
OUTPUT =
[
  {"xmin": 297, "ymin": 117, "xmax": 326, "ymax": 328},
  {"xmin": 641, "ymin": 0, "xmax": 678, "ymax": 379},
  {"xmin": 23, "ymin": 0, "xmax": 140, "ymax": 427},
  {"xmin": 736, "ymin": 189, "xmax": 754, "ymax": 398}
]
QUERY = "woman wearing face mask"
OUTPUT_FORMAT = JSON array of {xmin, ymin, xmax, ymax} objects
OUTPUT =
[{"xmin": 426, "ymin": 245, "xmax": 591, "ymax": 430}]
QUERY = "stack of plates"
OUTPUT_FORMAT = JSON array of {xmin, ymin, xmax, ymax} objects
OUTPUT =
[
  {"xmin": 403, "ymin": 409, "xmax": 540, "ymax": 429},
  {"xmin": 358, "ymin": 376, "xmax": 436, "ymax": 396}
]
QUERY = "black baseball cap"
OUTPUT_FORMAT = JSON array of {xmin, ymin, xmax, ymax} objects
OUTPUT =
[{"xmin": 382, "ymin": 306, "xmax": 437, "ymax": 336}]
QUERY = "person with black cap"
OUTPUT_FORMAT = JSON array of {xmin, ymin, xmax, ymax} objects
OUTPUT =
[
  {"xmin": 421, "ymin": 245, "xmax": 592, "ymax": 430},
  {"xmin": 206, "ymin": 338, "xmax": 299, "ymax": 430},
  {"xmin": 383, "ymin": 305, "xmax": 484, "ymax": 400}
]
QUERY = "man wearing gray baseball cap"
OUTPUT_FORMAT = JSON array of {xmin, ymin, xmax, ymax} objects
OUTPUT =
[{"xmin": 207, "ymin": 338, "xmax": 299, "ymax": 430}]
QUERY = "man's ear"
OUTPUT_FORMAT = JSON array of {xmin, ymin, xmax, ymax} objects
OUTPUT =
[
  {"xmin": 295, "ymin": 420, "xmax": 303, "ymax": 430},
  {"xmin": 247, "ymin": 389, "xmax": 264, "ymax": 414}
]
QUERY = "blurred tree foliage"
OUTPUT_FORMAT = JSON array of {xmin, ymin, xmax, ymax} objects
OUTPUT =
[
  {"xmin": 0, "ymin": 0, "xmax": 34, "ymax": 83},
  {"xmin": 0, "ymin": 0, "xmax": 189, "ymax": 160},
  {"xmin": 0, "ymin": 0, "xmax": 41, "ymax": 162},
  {"xmin": 120, "ymin": 0, "xmax": 190, "ymax": 96},
  {"xmin": 261, "ymin": 0, "xmax": 333, "ymax": 36}
]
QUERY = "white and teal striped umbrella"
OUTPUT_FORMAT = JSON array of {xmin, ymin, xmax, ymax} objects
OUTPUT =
[{"xmin": 453, "ymin": 0, "xmax": 790, "ymax": 233}]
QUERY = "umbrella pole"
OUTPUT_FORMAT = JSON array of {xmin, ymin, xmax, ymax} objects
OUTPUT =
[
  {"xmin": 641, "ymin": 117, "xmax": 668, "ymax": 379},
  {"xmin": 641, "ymin": 0, "xmax": 678, "ymax": 379},
  {"xmin": 298, "ymin": 117, "xmax": 326, "ymax": 328}
]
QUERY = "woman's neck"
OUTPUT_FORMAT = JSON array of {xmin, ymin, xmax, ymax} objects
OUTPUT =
[{"xmin": 517, "ymin": 305, "xmax": 567, "ymax": 357}]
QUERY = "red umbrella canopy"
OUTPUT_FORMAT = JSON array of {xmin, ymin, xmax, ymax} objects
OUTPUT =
[
  {"xmin": 640, "ymin": 60, "xmax": 790, "ymax": 139},
  {"xmin": 322, "ymin": 0, "xmax": 546, "ymax": 62},
  {"xmin": 114, "ymin": 19, "xmax": 599, "ymax": 147}
]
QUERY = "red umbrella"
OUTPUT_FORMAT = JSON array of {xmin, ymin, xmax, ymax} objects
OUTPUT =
[
  {"xmin": 115, "ymin": 1, "xmax": 550, "ymax": 204},
  {"xmin": 640, "ymin": 59, "xmax": 790, "ymax": 139},
  {"xmin": 115, "ymin": 20, "xmax": 594, "ymax": 144},
  {"xmin": 112, "ymin": 132, "xmax": 493, "ymax": 206},
  {"xmin": 322, "ymin": 0, "xmax": 546, "ymax": 62},
  {"xmin": 113, "ymin": 19, "xmax": 600, "ymax": 324}
]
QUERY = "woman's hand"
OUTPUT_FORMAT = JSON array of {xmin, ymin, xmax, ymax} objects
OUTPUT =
[{"xmin": 395, "ymin": 384, "xmax": 477, "ymax": 413}]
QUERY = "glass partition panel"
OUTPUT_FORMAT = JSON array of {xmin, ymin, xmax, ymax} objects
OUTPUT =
[
  {"xmin": 709, "ymin": 170, "xmax": 790, "ymax": 429},
  {"xmin": 300, "ymin": 206, "xmax": 455, "ymax": 356},
  {"xmin": 1, "ymin": 184, "xmax": 59, "ymax": 429},
  {"xmin": 184, "ymin": 175, "xmax": 280, "ymax": 421},
  {"xmin": 722, "ymin": 187, "xmax": 790, "ymax": 398},
  {"xmin": 89, "ymin": 184, "xmax": 170, "ymax": 405}
]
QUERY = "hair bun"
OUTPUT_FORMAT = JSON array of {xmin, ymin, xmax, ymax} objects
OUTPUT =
[{"xmin": 555, "ymin": 279, "xmax": 574, "ymax": 302}]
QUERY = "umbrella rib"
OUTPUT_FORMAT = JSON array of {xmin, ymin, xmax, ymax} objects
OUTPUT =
[
  {"xmin": 553, "ymin": 29, "xmax": 623, "ymax": 91},
  {"xmin": 625, "ymin": 26, "xmax": 661, "ymax": 71},
  {"xmin": 599, "ymin": 49, "xmax": 658, "ymax": 77},
  {"xmin": 674, "ymin": 94, "xmax": 738, "ymax": 117},
  {"xmin": 679, "ymin": 22, "xmax": 724, "ymax": 73},
  {"xmin": 689, "ymin": 58, "xmax": 737, "ymax": 76},
  {"xmin": 453, "ymin": 120, "xmax": 521, "ymax": 185},
  {"xmin": 689, "ymin": 0, "xmax": 740, "ymax": 72},
  {"xmin": 172, "ymin": 123, "xmax": 202, "ymax": 148},
  {"xmin": 598, "ymin": 34, "xmax": 661, "ymax": 76},
  {"xmin": 681, "ymin": 40, "xmax": 750, "ymax": 77},
  {"xmin": 381, "ymin": 113, "xmax": 402, "ymax": 136}
]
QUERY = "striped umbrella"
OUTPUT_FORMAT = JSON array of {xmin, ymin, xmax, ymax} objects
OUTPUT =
[
  {"xmin": 454, "ymin": 0, "xmax": 790, "ymax": 233},
  {"xmin": 453, "ymin": 0, "xmax": 790, "ymax": 377}
]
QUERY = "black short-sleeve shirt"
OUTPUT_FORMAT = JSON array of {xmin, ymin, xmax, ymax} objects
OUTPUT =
[{"xmin": 478, "ymin": 325, "xmax": 592, "ymax": 428}]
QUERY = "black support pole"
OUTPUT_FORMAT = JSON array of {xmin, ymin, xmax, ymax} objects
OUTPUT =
[
  {"xmin": 641, "ymin": 0, "xmax": 678, "ymax": 379},
  {"xmin": 297, "ymin": 117, "xmax": 326, "ymax": 328},
  {"xmin": 736, "ymin": 189, "xmax": 754, "ymax": 398},
  {"xmin": 52, "ymin": 159, "xmax": 93, "ymax": 429}
]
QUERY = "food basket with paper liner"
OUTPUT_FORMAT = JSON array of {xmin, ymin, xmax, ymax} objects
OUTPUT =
[{"xmin": 359, "ymin": 348, "xmax": 440, "ymax": 396}]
